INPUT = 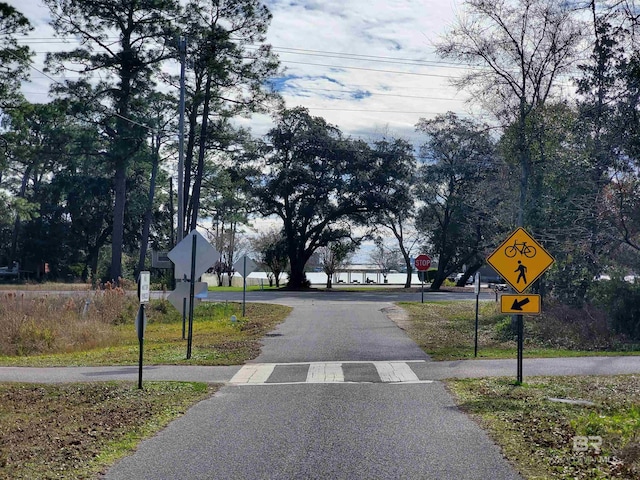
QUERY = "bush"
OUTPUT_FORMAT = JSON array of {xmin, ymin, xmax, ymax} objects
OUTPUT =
[
  {"xmin": 0, "ymin": 290, "xmax": 132, "ymax": 356},
  {"xmin": 547, "ymin": 255, "xmax": 597, "ymax": 307},
  {"xmin": 588, "ymin": 278, "xmax": 640, "ymax": 341},
  {"xmin": 528, "ymin": 303, "xmax": 615, "ymax": 350},
  {"xmin": 494, "ymin": 317, "xmax": 517, "ymax": 341}
]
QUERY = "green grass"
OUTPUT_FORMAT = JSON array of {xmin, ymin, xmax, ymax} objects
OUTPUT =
[
  {"xmin": 446, "ymin": 375, "xmax": 640, "ymax": 479},
  {"xmin": 0, "ymin": 301, "xmax": 292, "ymax": 367},
  {"xmin": 0, "ymin": 381, "xmax": 216, "ymax": 480},
  {"xmin": 397, "ymin": 301, "xmax": 640, "ymax": 360}
]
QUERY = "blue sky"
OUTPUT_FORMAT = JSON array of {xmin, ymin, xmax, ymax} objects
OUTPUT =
[{"xmin": 9, "ymin": 0, "xmax": 478, "ymax": 145}]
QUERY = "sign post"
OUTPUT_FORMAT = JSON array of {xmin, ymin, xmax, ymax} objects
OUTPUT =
[
  {"xmin": 414, "ymin": 254, "xmax": 431, "ymax": 304},
  {"xmin": 486, "ymin": 228, "xmax": 554, "ymax": 384},
  {"xmin": 136, "ymin": 271, "xmax": 150, "ymax": 389},
  {"xmin": 187, "ymin": 234, "xmax": 197, "ymax": 359},
  {"xmin": 233, "ymin": 255, "xmax": 258, "ymax": 317},
  {"xmin": 474, "ymin": 273, "xmax": 480, "ymax": 357},
  {"xmin": 167, "ymin": 230, "xmax": 219, "ymax": 360}
]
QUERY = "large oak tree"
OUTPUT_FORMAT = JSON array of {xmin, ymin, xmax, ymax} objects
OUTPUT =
[{"xmin": 251, "ymin": 107, "xmax": 408, "ymax": 289}]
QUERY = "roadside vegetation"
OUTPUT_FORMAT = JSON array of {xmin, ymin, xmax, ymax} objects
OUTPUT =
[
  {"xmin": 0, "ymin": 288, "xmax": 291, "ymax": 366},
  {"xmin": 0, "ymin": 381, "xmax": 216, "ymax": 480},
  {"xmin": 398, "ymin": 299, "xmax": 640, "ymax": 360},
  {"xmin": 446, "ymin": 375, "xmax": 640, "ymax": 479}
]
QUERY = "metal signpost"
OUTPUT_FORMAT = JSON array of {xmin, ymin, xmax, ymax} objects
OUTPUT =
[
  {"xmin": 414, "ymin": 254, "xmax": 431, "ymax": 304},
  {"xmin": 167, "ymin": 230, "xmax": 218, "ymax": 359},
  {"xmin": 486, "ymin": 228, "xmax": 554, "ymax": 383},
  {"xmin": 233, "ymin": 255, "xmax": 257, "ymax": 317},
  {"xmin": 474, "ymin": 273, "xmax": 480, "ymax": 357},
  {"xmin": 167, "ymin": 281, "xmax": 208, "ymax": 339},
  {"xmin": 136, "ymin": 271, "xmax": 150, "ymax": 389}
]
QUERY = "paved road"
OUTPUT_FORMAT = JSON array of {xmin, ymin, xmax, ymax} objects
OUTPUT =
[
  {"xmin": 201, "ymin": 287, "xmax": 495, "ymax": 305},
  {"xmin": 2, "ymin": 356, "xmax": 639, "ymax": 384},
  {"xmin": 103, "ymin": 297, "xmax": 521, "ymax": 480}
]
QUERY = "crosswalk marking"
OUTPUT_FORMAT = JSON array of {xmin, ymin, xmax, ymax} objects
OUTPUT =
[
  {"xmin": 374, "ymin": 361, "xmax": 420, "ymax": 383},
  {"xmin": 229, "ymin": 361, "xmax": 432, "ymax": 385},
  {"xmin": 229, "ymin": 364, "xmax": 276, "ymax": 384},
  {"xmin": 306, "ymin": 363, "xmax": 344, "ymax": 383}
]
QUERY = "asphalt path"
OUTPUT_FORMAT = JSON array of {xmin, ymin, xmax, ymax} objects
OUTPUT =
[{"xmin": 98, "ymin": 293, "xmax": 525, "ymax": 480}]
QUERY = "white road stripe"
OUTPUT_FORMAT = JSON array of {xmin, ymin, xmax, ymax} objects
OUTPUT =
[
  {"xmin": 229, "ymin": 361, "xmax": 429, "ymax": 385},
  {"xmin": 233, "ymin": 380, "xmax": 434, "ymax": 387},
  {"xmin": 229, "ymin": 364, "xmax": 276, "ymax": 384},
  {"xmin": 306, "ymin": 363, "xmax": 344, "ymax": 383},
  {"xmin": 373, "ymin": 362, "xmax": 420, "ymax": 383}
]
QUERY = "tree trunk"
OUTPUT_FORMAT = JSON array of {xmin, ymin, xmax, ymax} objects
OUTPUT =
[
  {"xmin": 183, "ymin": 76, "xmax": 202, "ymax": 239},
  {"xmin": 326, "ymin": 274, "xmax": 332, "ymax": 289},
  {"xmin": 10, "ymin": 165, "xmax": 32, "ymax": 262},
  {"xmin": 401, "ymin": 252, "xmax": 412, "ymax": 288},
  {"xmin": 287, "ymin": 255, "xmax": 308, "ymax": 289},
  {"xmin": 110, "ymin": 162, "xmax": 126, "ymax": 283}
]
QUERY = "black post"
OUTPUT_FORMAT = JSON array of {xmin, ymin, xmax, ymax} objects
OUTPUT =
[
  {"xmin": 516, "ymin": 313, "xmax": 524, "ymax": 384},
  {"xmin": 474, "ymin": 293, "xmax": 479, "ymax": 358},
  {"xmin": 182, "ymin": 297, "xmax": 186, "ymax": 340},
  {"xmin": 242, "ymin": 255, "xmax": 247, "ymax": 317},
  {"xmin": 421, "ymin": 276, "xmax": 424, "ymax": 304},
  {"xmin": 186, "ymin": 234, "xmax": 197, "ymax": 359},
  {"xmin": 137, "ymin": 304, "xmax": 145, "ymax": 389}
]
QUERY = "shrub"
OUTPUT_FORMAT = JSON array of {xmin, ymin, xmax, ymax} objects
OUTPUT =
[
  {"xmin": 494, "ymin": 317, "xmax": 517, "ymax": 341},
  {"xmin": 588, "ymin": 279, "xmax": 640, "ymax": 341},
  {"xmin": 527, "ymin": 302, "xmax": 615, "ymax": 350},
  {"xmin": 0, "ymin": 288, "xmax": 135, "ymax": 357}
]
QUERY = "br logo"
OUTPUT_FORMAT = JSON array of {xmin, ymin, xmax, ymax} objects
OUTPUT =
[{"xmin": 572, "ymin": 436, "xmax": 602, "ymax": 454}]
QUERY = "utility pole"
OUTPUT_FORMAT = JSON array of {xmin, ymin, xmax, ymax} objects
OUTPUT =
[{"xmin": 177, "ymin": 36, "xmax": 187, "ymax": 246}]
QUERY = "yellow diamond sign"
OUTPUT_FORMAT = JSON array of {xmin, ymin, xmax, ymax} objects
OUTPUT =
[{"xmin": 487, "ymin": 228, "xmax": 555, "ymax": 293}]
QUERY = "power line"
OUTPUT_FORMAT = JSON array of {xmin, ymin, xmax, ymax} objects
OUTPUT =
[
  {"xmin": 10, "ymin": 51, "xmax": 154, "ymax": 133},
  {"xmin": 278, "ymin": 60, "xmax": 457, "ymax": 79},
  {"xmin": 304, "ymin": 106, "xmax": 489, "ymax": 116},
  {"xmin": 245, "ymin": 45, "xmax": 477, "ymax": 70},
  {"xmin": 17, "ymin": 36, "xmax": 469, "ymax": 65},
  {"xmin": 279, "ymin": 86, "xmax": 466, "ymax": 102}
]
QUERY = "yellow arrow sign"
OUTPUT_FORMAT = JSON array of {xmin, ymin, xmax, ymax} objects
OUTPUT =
[
  {"xmin": 487, "ymin": 228, "xmax": 555, "ymax": 293},
  {"xmin": 500, "ymin": 294, "xmax": 541, "ymax": 315}
]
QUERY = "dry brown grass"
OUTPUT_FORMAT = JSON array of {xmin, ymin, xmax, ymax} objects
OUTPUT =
[{"xmin": 0, "ymin": 286, "xmax": 137, "ymax": 356}]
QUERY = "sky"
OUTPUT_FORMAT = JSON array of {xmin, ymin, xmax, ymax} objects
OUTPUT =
[{"xmin": 8, "ymin": 0, "xmax": 477, "ymax": 146}]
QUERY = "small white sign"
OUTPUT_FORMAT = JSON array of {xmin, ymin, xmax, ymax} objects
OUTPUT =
[{"xmin": 139, "ymin": 271, "xmax": 150, "ymax": 304}]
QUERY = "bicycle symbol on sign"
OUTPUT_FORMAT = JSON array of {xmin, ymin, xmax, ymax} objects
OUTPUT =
[{"xmin": 504, "ymin": 240, "xmax": 537, "ymax": 258}]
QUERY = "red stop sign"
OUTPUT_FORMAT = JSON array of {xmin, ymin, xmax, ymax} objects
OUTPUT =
[{"xmin": 415, "ymin": 254, "xmax": 431, "ymax": 271}]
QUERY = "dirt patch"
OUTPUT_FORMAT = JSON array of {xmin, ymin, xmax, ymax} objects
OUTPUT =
[
  {"xmin": 381, "ymin": 305, "xmax": 413, "ymax": 331},
  {"xmin": 0, "ymin": 382, "xmax": 216, "ymax": 479}
]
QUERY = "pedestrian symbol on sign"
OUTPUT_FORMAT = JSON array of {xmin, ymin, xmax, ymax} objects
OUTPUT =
[{"xmin": 515, "ymin": 260, "xmax": 527, "ymax": 285}]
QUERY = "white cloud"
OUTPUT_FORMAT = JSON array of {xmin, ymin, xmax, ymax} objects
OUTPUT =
[
  {"xmin": 260, "ymin": 0, "xmax": 471, "ymax": 143},
  {"xmin": 8, "ymin": 0, "xmax": 475, "ymax": 144}
]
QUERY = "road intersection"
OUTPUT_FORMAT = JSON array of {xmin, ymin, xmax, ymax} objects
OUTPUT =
[{"xmin": 2, "ymin": 290, "xmax": 639, "ymax": 479}]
